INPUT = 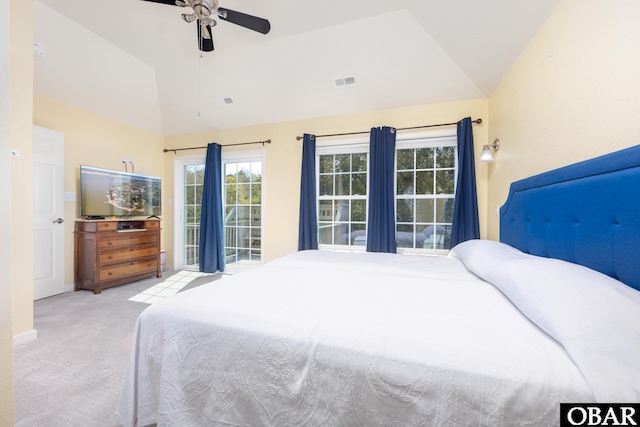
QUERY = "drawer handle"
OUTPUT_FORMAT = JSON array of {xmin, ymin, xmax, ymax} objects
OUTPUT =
[
  {"xmin": 108, "ymin": 256, "xmax": 113, "ymax": 260},
  {"xmin": 108, "ymin": 272, "xmax": 113, "ymax": 276},
  {"xmin": 107, "ymin": 242, "xmax": 113, "ymax": 246}
]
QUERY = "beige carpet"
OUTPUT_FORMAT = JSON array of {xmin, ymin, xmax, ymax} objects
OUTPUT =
[{"xmin": 13, "ymin": 271, "xmax": 221, "ymax": 427}]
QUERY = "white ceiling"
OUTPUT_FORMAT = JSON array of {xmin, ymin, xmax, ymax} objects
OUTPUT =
[{"xmin": 33, "ymin": 0, "xmax": 560, "ymax": 136}]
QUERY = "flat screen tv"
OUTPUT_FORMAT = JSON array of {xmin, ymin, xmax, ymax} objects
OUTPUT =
[{"xmin": 80, "ymin": 165, "xmax": 161, "ymax": 219}]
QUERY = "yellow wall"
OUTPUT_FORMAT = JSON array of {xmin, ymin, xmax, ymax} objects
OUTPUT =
[
  {"xmin": 10, "ymin": 0, "xmax": 34, "ymax": 340},
  {"xmin": 487, "ymin": 0, "xmax": 640, "ymax": 239},
  {"xmin": 33, "ymin": 95, "xmax": 165, "ymax": 288},
  {"xmin": 3, "ymin": 0, "xmax": 33, "ymax": 422},
  {"xmin": 1, "ymin": 0, "xmax": 12, "ymax": 423},
  {"xmin": 163, "ymin": 99, "xmax": 489, "ymax": 266}
]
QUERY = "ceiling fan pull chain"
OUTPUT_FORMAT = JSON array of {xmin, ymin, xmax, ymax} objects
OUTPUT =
[{"xmin": 197, "ymin": 53, "xmax": 202, "ymax": 117}]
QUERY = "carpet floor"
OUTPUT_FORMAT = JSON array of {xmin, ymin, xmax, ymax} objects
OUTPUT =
[{"xmin": 13, "ymin": 271, "xmax": 221, "ymax": 427}]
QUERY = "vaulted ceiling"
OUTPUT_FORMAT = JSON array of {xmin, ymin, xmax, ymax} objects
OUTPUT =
[{"xmin": 33, "ymin": 0, "xmax": 559, "ymax": 136}]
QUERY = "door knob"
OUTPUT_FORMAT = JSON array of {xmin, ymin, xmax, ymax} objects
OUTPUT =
[{"xmin": 53, "ymin": 218, "xmax": 64, "ymax": 224}]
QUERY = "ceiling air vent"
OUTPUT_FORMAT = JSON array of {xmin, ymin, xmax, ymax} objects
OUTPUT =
[
  {"xmin": 215, "ymin": 96, "xmax": 234, "ymax": 106},
  {"xmin": 334, "ymin": 76, "xmax": 356, "ymax": 88}
]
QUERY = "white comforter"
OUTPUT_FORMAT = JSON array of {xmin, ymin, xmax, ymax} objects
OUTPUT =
[{"xmin": 117, "ymin": 248, "xmax": 598, "ymax": 427}]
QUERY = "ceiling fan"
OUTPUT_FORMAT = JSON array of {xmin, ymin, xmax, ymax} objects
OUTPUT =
[{"xmin": 141, "ymin": 0, "xmax": 271, "ymax": 52}]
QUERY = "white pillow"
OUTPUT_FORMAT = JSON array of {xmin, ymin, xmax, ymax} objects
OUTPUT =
[
  {"xmin": 449, "ymin": 239, "xmax": 529, "ymax": 282},
  {"xmin": 450, "ymin": 239, "xmax": 640, "ymax": 402}
]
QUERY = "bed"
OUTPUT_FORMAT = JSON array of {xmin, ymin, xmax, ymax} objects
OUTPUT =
[{"xmin": 116, "ymin": 145, "xmax": 640, "ymax": 427}]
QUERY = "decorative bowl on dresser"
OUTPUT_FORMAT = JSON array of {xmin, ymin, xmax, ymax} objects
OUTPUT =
[{"xmin": 74, "ymin": 219, "xmax": 161, "ymax": 294}]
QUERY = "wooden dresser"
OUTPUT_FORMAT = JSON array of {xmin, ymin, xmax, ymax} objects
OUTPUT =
[{"xmin": 74, "ymin": 219, "xmax": 161, "ymax": 294}]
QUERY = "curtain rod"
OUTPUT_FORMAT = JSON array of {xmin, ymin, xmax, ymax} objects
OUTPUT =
[
  {"xmin": 295, "ymin": 118, "xmax": 482, "ymax": 140},
  {"xmin": 163, "ymin": 139, "xmax": 271, "ymax": 154}
]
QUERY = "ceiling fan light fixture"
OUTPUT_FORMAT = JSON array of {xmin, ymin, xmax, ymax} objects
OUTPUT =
[
  {"xmin": 200, "ymin": 21, "xmax": 213, "ymax": 39},
  {"xmin": 182, "ymin": 13, "xmax": 197, "ymax": 23}
]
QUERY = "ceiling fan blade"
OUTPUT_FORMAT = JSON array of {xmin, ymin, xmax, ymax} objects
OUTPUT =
[
  {"xmin": 217, "ymin": 7, "xmax": 270, "ymax": 34},
  {"xmin": 140, "ymin": 0, "xmax": 181, "ymax": 6},
  {"xmin": 197, "ymin": 21, "xmax": 214, "ymax": 52}
]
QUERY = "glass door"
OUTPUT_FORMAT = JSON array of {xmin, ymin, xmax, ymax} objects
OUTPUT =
[
  {"xmin": 183, "ymin": 163, "xmax": 205, "ymax": 268},
  {"xmin": 174, "ymin": 157, "xmax": 204, "ymax": 270},
  {"xmin": 174, "ymin": 152, "xmax": 264, "ymax": 272},
  {"xmin": 223, "ymin": 160, "xmax": 262, "ymax": 269}
]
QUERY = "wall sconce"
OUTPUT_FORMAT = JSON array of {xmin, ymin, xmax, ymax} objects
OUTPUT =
[{"xmin": 480, "ymin": 139, "xmax": 500, "ymax": 162}]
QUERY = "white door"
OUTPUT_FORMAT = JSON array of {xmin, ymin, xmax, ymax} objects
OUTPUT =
[{"xmin": 33, "ymin": 126, "xmax": 65, "ymax": 300}]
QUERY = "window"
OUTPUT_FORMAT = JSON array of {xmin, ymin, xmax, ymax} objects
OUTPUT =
[
  {"xmin": 316, "ymin": 136, "xmax": 456, "ymax": 252},
  {"xmin": 223, "ymin": 156, "xmax": 263, "ymax": 267},
  {"xmin": 396, "ymin": 139, "xmax": 456, "ymax": 251},
  {"xmin": 317, "ymin": 150, "xmax": 368, "ymax": 248}
]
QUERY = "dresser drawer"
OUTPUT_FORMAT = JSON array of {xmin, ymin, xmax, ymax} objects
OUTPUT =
[
  {"xmin": 99, "ymin": 247, "xmax": 158, "ymax": 264},
  {"xmin": 100, "ymin": 259, "xmax": 158, "ymax": 282},
  {"xmin": 98, "ymin": 222, "xmax": 118, "ymax": 231},
  {"xmin": 99, "ymin": 233, "xmax": 158, "ymax": 250},
  {"xmin": 75, "ymin": 221, "xmax": 118, "ymax": 232}
]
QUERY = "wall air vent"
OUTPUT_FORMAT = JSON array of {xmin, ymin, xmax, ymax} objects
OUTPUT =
[
  {"xmin": 215, "ymin": 96, "xmax": 234, "ymax": 106},
  {"xmin": 334, "ymin": 76, "xmax": 356, "ymax": 88}
]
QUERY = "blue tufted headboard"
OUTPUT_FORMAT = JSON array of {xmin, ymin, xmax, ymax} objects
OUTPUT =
[{"xmin": 500, "ymin": 144, "xmax": 640, "ymax": 291}]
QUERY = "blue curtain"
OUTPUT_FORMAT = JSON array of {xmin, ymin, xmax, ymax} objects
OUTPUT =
[
  {"xmin": 450, "ymin": 117, "xmax": 480, "ymax": 246},
  {"xmin": 298, "ymin": 134, "xmax": 318, "ymax": 250},
  {"xmin": 366, "ymin": 126, "xmax": 397, "ymax": 253},
  {"xmin": 199, "ymin": 143, "xmax": 225, "ymax": 273}
]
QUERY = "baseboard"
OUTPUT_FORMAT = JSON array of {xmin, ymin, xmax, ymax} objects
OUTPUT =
[{"xmin": 13, "ymin": 329, "xmax": 37, "ymax": 346}]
